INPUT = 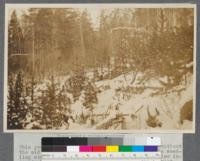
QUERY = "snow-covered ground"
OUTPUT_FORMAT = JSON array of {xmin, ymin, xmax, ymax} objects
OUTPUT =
[{"xmin": 23, "ymin": 71, "xmax": 193, "ymax": 131}]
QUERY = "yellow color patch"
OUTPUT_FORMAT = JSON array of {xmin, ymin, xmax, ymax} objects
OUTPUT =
[{"xmin": 106, "ymin": 146, "xmax": 119, "ymax": 152}]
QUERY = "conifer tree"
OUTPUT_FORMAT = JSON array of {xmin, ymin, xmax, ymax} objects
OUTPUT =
[
  {"xmin": 8, "ymin": 10, "xmax": 25, "ymax": 73},
  {"xmin": 7, "ymin": 72, "xmax": 27, "ymax": 129},
  {"xmin": 83, "ymin": 81, "xmax": 98, "ymax": 112},
  {"xmin": 8, "ymin": 10, "xmax": 24, "ymax": 56},
  {"xmin": 68, "ymin": 67, "xmax": 86, "ymax": 101}
]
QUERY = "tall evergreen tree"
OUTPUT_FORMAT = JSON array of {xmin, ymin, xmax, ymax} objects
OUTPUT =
[
  {"xmin": 7, "ymin": 72, "xmax": 27, "ymax": 129},
  {"xmin": 8, "ymin": 11, "xmax": 26, "ymax": 73},
  {"xmin": 8, "ymin": 10, "xmax": 24, "ymax": 56}
]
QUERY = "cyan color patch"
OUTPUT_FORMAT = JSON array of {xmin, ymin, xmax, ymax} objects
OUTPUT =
[{"xmin": 132, "ymin": 146, "xmax": 144, "ymax": 152}]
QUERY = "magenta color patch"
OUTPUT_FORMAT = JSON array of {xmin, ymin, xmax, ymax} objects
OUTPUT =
[{"xmin": 79, "ymin": 146, "xmax": 93, "ymax": 152}]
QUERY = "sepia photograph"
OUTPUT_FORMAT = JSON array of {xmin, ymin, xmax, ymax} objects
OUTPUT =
[{"xmin": 4, "ymin": 4, "xmax": 196, "ymax": 132}]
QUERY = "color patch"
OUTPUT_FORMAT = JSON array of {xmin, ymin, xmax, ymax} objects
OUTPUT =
[
  {"xmin": 106, "ymin": 146, "xmax": 119, "ymax": 152},
  {"xmin": 66, "ymin": 146, "xmax": 79, "ymax": 152},
  {"xmin": 144, "ymin": 146, "xmax": 158, "ymax": 152},
  {"xmin": 92, "ymin": 146, "xmax": 106, "ymax": 152},
  {"xmin": 132, "ymin": 146, "xmax": 144, "ymax": 152},
  {"xmin": 80, "ymin": 146, "xmax": 92, "ymax": 152},
  {"xmin": 119, "ymin": 146, "xmax": 132, "ymax": 152},
  {"xmin": 53, "ymin": 146, "xmax": 66, "ymax": 152}
]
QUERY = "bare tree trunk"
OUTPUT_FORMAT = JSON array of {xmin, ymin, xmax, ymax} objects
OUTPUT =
[
  {"xmin": 32, "ymin": 26, "xmax": 35, "ymax": 76},
  {"xmin": 80, "ymin": 14, "xmax": 85, "ymax": 65}
]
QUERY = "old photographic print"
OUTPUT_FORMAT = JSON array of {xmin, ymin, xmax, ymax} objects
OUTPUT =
[{"xmin": 4, "ymin": 4, "xmax": 196, "ymax": 132}]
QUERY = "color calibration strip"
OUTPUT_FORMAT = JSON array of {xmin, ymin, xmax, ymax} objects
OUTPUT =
[
  {"xmin": 42, "ymin": 137, "xmax": 161, "ymax": 160},
  {"xmin": 42, "ymin": 145, "xmax": 158, "ymax": 152},
  {"xmin": 79, "ymin": 145, "xmax": 158, "ymax": 152},
  {"xmin": 42, "ymin": 137, "xmax": 124, "ymax": 146},
  {"xmin": 42, "ymin": 137, "xmax": 160, "ymax": 152}
]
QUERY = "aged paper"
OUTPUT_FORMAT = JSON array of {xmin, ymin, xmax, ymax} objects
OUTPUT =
[
  {"xmin": 4, "ymin": 4, "xmax": 196, "ymax": 132},
  {"xmin": 14, "ymin": 133, "xmax": 183, "ymax": 161}
]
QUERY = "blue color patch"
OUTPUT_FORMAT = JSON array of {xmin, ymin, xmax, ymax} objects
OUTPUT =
[{"xmin": 132, "ymin": 146, "xmax": 144, "ymax": 152}]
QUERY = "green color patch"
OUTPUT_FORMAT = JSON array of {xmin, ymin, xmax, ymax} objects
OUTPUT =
[{"xmin": 119, "ymin": 146, "xmax": 132, "ymax": 152}]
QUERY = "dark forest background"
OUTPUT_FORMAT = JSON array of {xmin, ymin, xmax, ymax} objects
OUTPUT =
[{"xmin": 8, "ymin": 8, "xmax": 194, "ymax": 79}]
